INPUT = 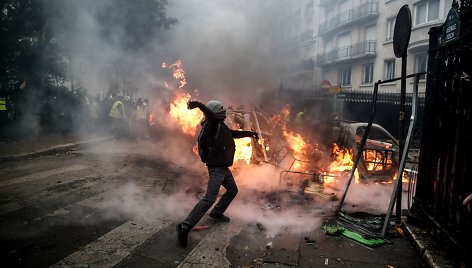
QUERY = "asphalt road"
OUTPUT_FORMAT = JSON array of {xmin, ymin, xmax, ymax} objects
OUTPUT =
[{"xmin": 0, "ymin": 139, "xmax": 426, "ymax": 267}]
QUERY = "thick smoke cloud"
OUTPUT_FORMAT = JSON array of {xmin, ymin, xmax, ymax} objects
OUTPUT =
[
  {"xmin": 164, "ymin": 0, "xmax": 281, "ymax": 103},
  {"xmin": 46, "ymin": 0, "xmax": 282, "ymax": 102}
]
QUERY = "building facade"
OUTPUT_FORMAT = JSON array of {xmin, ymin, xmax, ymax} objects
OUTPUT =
[{"xmin": 276, "ymin": 0, "xmax": 453, "ymax": 93}]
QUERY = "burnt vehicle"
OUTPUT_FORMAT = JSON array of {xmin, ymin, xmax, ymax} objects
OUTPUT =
[{"xmin": 333, "ymin": 121, "xmax": 400, "ymax": 182}]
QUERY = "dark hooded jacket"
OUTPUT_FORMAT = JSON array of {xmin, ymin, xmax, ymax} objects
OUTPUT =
[{"xmin": 196, "ymin": 101, "xmax": 255, "ymax": 167}]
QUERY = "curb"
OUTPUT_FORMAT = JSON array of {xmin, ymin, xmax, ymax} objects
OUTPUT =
[
  {"xmin": 0, "ymin": 136, "xmax": 112, "ymax": 162},
  {"xmin": 402, "ymin": 221, "xmax": 455, "ymax": 268}
]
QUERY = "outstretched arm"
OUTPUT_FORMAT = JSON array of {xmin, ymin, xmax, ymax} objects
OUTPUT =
[
  {"xmin": 231, "ymin": 130, "xmax": 259, "ymax": 139},
  {"xmin": 187, "ymin": 101, "xmax": 217, "ymax": 121}
]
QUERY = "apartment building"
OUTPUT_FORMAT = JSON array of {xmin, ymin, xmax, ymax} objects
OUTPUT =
[
  {"xmin": 276, "ymin": 0, "xmax": 453, "ymax": 93},
  {"xmin": 274, "ymin": 0, "xmax": 321, "ymax": 89}
]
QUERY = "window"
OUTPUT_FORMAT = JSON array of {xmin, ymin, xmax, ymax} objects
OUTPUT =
[
  {"xmin": 414, "ymin": 0, "xmax": 439, "ymax": 25},
  {"xmin": 325, "ymin": 39, "xmax": 333, "ymax": 53},
  {"xmin": 415, "ymin": 54, "xmax": 428, "ymax": 79},
  {"xmin": 337, "ymin": 32, "xmax": 351, "ymax": 58},
  {"xmin": 365, "ymin": 25, "xmax": 376, "ymax": 41},
  {"xmin": 384, "ymin": 59, "xmax": 395, "ymax": 80},
  {"xmin": 339, "ymin": 67, "xmax": 351, "ymax": 85},
  {"xmin": 362, "ymin": 63, "xmax": 374, "ymax": 84},
  {"xmin": 386, "ymin": 17, "xmax": 395, "ymax": 41}
]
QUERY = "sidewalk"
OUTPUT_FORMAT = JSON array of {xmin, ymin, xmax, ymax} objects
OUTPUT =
[{"xmin": 0, "ymin": 133, "xmax": 111, "ymax": 162}]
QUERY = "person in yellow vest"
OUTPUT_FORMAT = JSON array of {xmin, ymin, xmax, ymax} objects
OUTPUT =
[
  {"xmin": 109, "ymin": 97, "xmax": 126, "ymax": 139},
  {"xmin": 295, "ymin": 110, "xmax": 305, "ymax": 124},
  {"xmin": 0, "ymin": 97, "xmax": 7, "ymax": 130},
  {"xmin": 0, "ymin": 98, "xmax": 6, "ymax": 111}
]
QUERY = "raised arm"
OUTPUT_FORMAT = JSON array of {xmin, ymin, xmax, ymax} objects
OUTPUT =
[
  {"xmin": 230, "ymin": 130, "xmax": 259, "ymax": 139},
  {"xmin": 187, "ymin": 101, "xmax": 218, "ymax": 121}
]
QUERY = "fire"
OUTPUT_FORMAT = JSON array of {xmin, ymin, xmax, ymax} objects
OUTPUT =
[
  {"xmin": 234, "ymin": 136, "xmax": 253, "ymax": 165},
  {"xmin": 170, "ymin": 60, "xmax": 187, "ymax": 88},
  {"xmin": 162, "ymin": 60, "xmax": 188, "ymax": 89},
  {"xmin": 328, "ymin": 144, "xmax": 353, "ymax": 172},
  {"xmin": 326, "ymin": 144, "xmax": 360, "ymax": 184},
  {"xmin": 363, "ymin": 149, "xmax": 393, "ymax": 171},
  {"xmin": 282, "ymin": 129, "xmax": 308, "ymax": 170},
  {"xmin": 169, "ymin": 91, "xmax": 203, "ymax": 135},
  {"xmin": 276, "ymin": 105, "xmax": 311, "ymax": 171},
  {"xmin": 164, "ymin": 59, "xmax": 253, "ymax": 165},
  {"xmin": 149, "ymin": 113, "xmax": 155, "ymax": 126},
  {"xmin": 393, "ymin": 171, "xmax": 410, "ymax": 183}
]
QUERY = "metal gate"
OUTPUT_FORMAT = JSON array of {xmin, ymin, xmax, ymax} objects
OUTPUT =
[{"xmin": 413, "ymin": 0, "xmax": 472, "ymax": 262}]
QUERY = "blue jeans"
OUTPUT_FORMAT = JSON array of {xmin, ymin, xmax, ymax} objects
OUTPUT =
[{"xmin": 181, "ymin": 167, "xmax": 238, "ymax": 230}]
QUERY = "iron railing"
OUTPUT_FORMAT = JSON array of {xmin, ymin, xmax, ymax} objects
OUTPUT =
[
  {"xmin": 413, "ymin": 0, "xmax": 472, "ymax": 262},
  {"xmin": 319, "ymin": 1, "xmax": 378, "ymax": 35},
  {"xmin": 316, "ymin": 40, "xmax": 376, "ymax": 65}
]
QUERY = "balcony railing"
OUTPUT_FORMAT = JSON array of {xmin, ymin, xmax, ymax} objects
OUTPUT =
[
  {"xmin": 319, "ymin": 1, "xmax": 378, "ymax": 35},
  {"xmin": 316, "ymin": 40, "xmax": 376, "ymax": 65}
]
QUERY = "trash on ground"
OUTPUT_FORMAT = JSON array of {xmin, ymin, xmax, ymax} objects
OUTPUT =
[
  {"xmin": 304, "ymin": 236, "xmax": 316, "ymax": 244},
  {"xmin": 322, "ymin": 224, "xmax": 386, "ymax": 247},
  {"xmin": 192, "ymin": 225, "xmax": 209, "ymax": 231}
]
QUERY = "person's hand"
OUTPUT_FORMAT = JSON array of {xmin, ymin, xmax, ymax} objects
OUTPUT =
[
  {"xmin": 251, "ymin": 131, "xmax": 259, "ymax": 140},
  {"xmin": 187, "ymin": 101, "xmax": 200, "ymax": 110}
]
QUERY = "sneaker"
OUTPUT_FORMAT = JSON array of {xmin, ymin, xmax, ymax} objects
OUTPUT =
[
  {"xmin": 176, "ymin": 223, "xmax": 188, "ymax": 247},
  {"xmin": 209, "ymin": 212, "xmax": 230, "ymax": 222}
]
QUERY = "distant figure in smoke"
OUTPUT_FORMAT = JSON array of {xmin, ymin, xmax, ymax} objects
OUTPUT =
[
  {"xmin": 176, "ymin": 100, "xmax": 259, "ymax": 247},
  {"xmin": 109, "ymin": 97, "xmax": 126, "ymax": 139}
]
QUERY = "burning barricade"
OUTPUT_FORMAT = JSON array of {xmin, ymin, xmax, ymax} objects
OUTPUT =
[{"xmin": 156, "ymin": 60, "xmax": 413, "ymax": 197}]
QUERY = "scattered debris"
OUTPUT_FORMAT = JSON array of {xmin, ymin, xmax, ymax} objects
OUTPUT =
[
  {"xmin": 192, "ymin": 226, "xmax": 209, "ymax": 231},
  {"xmin": 304, "ymin": 236, "xmax": 316, "ymax": 245},
  {"xmin": 393, "ymin": 225, "xmax": 404, "ymax": 236},
  {"xmin": 266, "ymin": 241, "xmax": 273, "ymax": 249},
  {"xmin": 322, "ymin": 224, "xmax": 386, "ymax": 247}
]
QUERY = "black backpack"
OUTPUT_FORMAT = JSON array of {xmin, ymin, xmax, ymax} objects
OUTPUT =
[{"xmin": 197, "ymin": 122, "xmax": 221, "ymax": 163}]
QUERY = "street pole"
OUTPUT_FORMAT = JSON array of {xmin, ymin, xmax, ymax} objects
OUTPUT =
[{"xmin": 397, "ymin": 56, "xmax": 407, "ymax": 223}]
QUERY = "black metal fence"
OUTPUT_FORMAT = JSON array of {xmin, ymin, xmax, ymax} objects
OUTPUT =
[{"xmin": 413, "ymin": 0, "xmax": 472, "ymax": 263}]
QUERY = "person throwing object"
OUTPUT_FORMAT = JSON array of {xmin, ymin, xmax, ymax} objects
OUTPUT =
[{"xmin": 176, "ymin": 100, "xmax": 258, "ymax": 247}]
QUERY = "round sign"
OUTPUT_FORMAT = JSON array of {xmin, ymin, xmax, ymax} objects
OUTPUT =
[
  {"xmin": 320, "ymin": 80, "xmax": 332, "ymax": 91},
  {"xmin": 393, "ymin": 5, "xmax": 412, "ymax": 58}
]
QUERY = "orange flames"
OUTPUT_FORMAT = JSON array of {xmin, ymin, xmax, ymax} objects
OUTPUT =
[
  {"xmin": 163, "ymin": 60, "xmax": 187, "ymax": 88},
  {"xmin": 234, "ymin": 136, "xmax": 253, "ymax": 165},
  {"xmin": 328, "ymin": 144, "xmax": 354, "ymax": 172},
  {"xmin": 276, "ymin": 105, "xmax": 312, "ymax": 171},
  {"xmin": 363, "ymin": 149, "xmax": 393, "ymax": 171},
  {"xmin": 325, "ymin": 143, "xmax": 411, "ymax": 185},
  {"xmin": 169, "ymin": 92, "xmax": 203, "ymax": 135},
  {"xmin": 326, "ymin": 144, "xmax": 359, "ymax": 184},
  {"xmin": 165, "ymin": 60, "xmax": 253, "ymax": 164},
  {"xmin": 282, "ymin": 129, "xmax": 308, "ymax": 170}
]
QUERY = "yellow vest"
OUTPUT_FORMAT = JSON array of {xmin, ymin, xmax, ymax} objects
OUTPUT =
[
  {"xmin": 0, "ymin": 98, "xmax": 6, "ymax": 111},
  {"xmin": 109, "ymin": 101, "xmax": 125, "ymax": 119},
  {"xmin": 135, "ymin": 104, "xmax": 148, "ymax": 119},
  {"xmin": 295, "ymin": 111, "xmax": 304, "ymax": 123}
]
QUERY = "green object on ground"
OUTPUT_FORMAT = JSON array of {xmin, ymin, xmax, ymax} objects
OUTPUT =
[
  {"xmin": 322, "ymin": 224, "xmax": 386, "ymax": 247},
  {"xmin": 322, "ymin": 224, "xmax": 344, "ymax": 235},
  {"xmin": 341, "ymin": 228, "xmax": 386, "ymax": 247}
]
